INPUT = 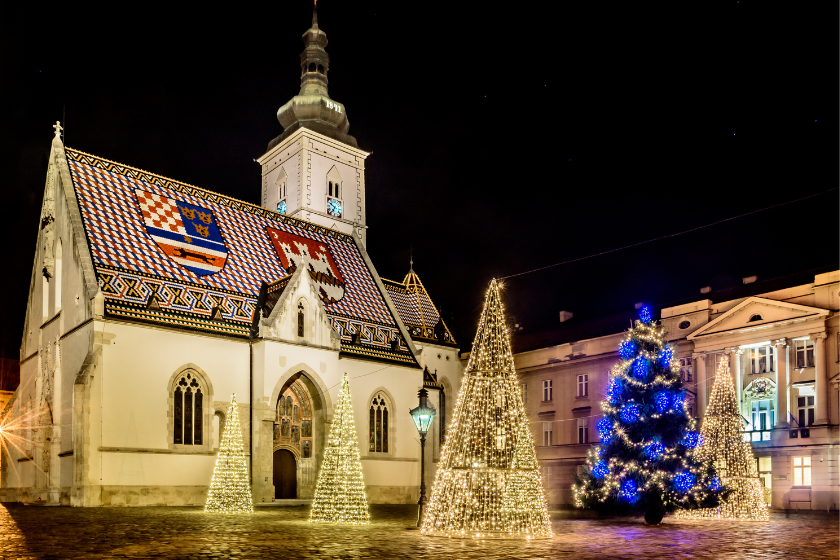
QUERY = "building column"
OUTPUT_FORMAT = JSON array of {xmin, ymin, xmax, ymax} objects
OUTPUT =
[
  {"xmin": 774, "ymin": 338, "xmax": 788, "ymax": 427},
  {"xmin": 694, "ymin": 354, "xmax": 707, "ymax": 419},
  {"xmin": 726, "ymin": 347, "xmax": 744, "ymax": 419},
  {"xmin": 812, "ymin": 332, "xmax": 829, "ymax": 425}
]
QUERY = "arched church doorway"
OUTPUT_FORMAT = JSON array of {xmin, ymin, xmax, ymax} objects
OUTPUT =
[
  {"xmin": 273, "ymin": 373, "xmax": 320, "ymax": 499},
  {"xmin": 273, "ymin": 449, "xmax": 297, "ymax": 499}
]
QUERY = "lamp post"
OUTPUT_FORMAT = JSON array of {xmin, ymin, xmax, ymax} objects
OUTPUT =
[{"xmin": 409, "ymin": 388, "xmax": 436, "ymax": 528}]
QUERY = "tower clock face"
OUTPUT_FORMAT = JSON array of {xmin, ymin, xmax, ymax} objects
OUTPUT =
[
  {"xmin": 327, "ymin": 197, "xmax": 343, "ymax": 217},
  {"xmin": 277, "ymin": 200, "xmax": 287, "ymax": 214}
]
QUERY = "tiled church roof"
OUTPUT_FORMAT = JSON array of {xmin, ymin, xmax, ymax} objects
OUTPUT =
[
  {"xmin": 382, "ymin": 271, "xmax": 457, "ymax": 348},
  {"xmin": 65, "ymin": 148, "xmax": 416, "ymax": 365}
]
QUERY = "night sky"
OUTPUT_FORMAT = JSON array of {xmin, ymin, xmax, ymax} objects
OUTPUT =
[{"xmin": 1, "ymin": 1, "xmax": 837, "ymax": 359}]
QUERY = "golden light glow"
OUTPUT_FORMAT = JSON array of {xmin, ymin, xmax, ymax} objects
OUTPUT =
[
  {"xmin": 205, "ymin": 394, "xmax": 254, "ymax": 514},
  {"xmin": 309, "ymin": 373, "xmax": 370, "ymax": 525},
  {"xmin": 676, "ymin": 358, "xmax": 768, "ymax": 521},
  {"xmin": 421, "ymin": 279, "xmax": 552, "ymax": 539}
]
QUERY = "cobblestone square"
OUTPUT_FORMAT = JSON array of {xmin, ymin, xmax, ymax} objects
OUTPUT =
[{"xmin": 0, "ymin": 504, "xmax": 837, "ymax": 559}]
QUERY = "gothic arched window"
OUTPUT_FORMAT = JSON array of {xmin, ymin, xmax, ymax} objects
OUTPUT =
[
  {"xmin": 369, "ymin": 394, "xmax": 389, "ymax": 453},
  {"xmin": 173, "ymin": 371, "xmax": 204, "ymax": 445}
]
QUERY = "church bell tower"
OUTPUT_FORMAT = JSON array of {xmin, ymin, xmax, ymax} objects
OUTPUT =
[{"xmin": 257, "ymin": 3, "xmax": 369, "ymax": 245}]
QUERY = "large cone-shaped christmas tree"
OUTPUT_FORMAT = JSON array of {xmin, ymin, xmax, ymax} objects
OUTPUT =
[
  {"xmin": 422, "ymin": 279, "xmax": 552, "ymax": 539},
  {"xmin": 676, "ymin": 357, "xmax": 768, "ymax": 521},
  {"xmin": 205, "ymin": 394, "xmax": 253, "ymax": 513},
  {"xmin": 309, "ymin": 373, "xmax": 370, "ymax": 525}
]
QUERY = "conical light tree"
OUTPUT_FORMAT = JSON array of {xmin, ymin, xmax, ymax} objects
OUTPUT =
[
  {"xmin": 676, "ymin": 357, "xmax": 768, "ymax": 520},
  {"xmin": 422, "ymin": 279, "xmax": 552, "ymax": 539},
  {"xmin": 205, "ymin": 394, "xmax": 253, "ymax": 513},
  {"xmin": 309, "ymin": 373, "xmax": 370, "ymax": 525}
]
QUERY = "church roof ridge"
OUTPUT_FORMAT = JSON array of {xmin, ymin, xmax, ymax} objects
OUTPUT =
[{"xmin": 64, "ymin": 146, "xmax": 350, "ymax": 240}]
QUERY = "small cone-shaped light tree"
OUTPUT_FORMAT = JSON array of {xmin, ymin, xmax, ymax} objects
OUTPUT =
[
  {"xmin": 205, "ymin": 394, "xmax": 253, "ymax": 513},
  {"xmin": 309, "ymin": 373, "xmax": 370, "ymax": 525},
  {"xmin": 422, "ymin": 279, "xmax": 552, "ymax": 539},
  {"xmin": 574, "ymin": 306, "xmax": 724, "ymax": 524},
  {"xmin": 676, "ymin": 357, "xmax": 768, "ymax": 520}
]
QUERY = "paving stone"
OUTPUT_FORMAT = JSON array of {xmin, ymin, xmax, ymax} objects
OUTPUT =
[{"xmin": 0, "ymin": 504, "xmax": 836, "ymax": 559}]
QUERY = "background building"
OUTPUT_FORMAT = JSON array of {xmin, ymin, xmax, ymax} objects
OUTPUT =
[{"xmin": 514, "ymin": 269, "xmax": 839, "ymax": 511}]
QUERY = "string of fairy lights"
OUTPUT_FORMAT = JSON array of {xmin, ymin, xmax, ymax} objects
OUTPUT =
[
  {"xmin": 421, "ymin": 280, "xmax": 552, "ymax": 539},
  {"xmin": 309, "ymin": 373, "xmax": 370, "ymax": 525},
  {"xmin": 205, "ymin": 394, "xmax": 254, "ymax": 514},
  {"xmin": 675, "ymin": 358, "xmax": 768, "ymax": 521},
  {"xmin": 573, "ymin": 307, "xmax": 724, "ymax": 514}
]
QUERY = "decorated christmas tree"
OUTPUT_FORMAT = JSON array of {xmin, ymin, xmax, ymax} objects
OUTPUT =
[
  {"xmin": 573, "ymin": 306, "xmax": 724, "ymax": 524},
  {"xmin": 309, "ymin": 373, "xmax": 370, "ymax": 525},
  {"xmin": 205, "ymin": 394, "xmax": 253, "ymax": 513},
  {"xmin": 422, "ymin": 279, "xmax": 552, "ymax": 539},
  {"xmin": 676, "ymin": 357, "xmax": 768, "ymax": 520}
]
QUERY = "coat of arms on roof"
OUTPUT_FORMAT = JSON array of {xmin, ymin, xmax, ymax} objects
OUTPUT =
[
  {"xmin": 136, "ymin": 189, "xmax": 228, "ymax": 276},
  {"xmin": 266, "ymin": 227, "xmax": 345, "ymax": 305}
]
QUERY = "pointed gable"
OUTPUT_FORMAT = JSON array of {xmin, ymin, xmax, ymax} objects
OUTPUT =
[
  {"xmin": 65, "ymin": 148, "xmax": 416, "ymax": 365},
  {"xmin": 382, "ymin": 270, "xmax": 457, "ymax": 347},
  {"xmin": 687, "ymin": 297, "xmax": 829, "ymax": 340}
]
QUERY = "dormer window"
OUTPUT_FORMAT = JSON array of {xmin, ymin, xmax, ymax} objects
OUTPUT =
[{"xmin": 748, "ymin": 314, "xmax": 763, "ymax": 322}]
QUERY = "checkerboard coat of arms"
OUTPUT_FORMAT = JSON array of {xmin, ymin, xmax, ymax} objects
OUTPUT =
[
  {"xmin": 266, "ymin": 227, "xmax": 345, "ymax": 304},
  {"xmin": 136, "ymin": 190, "xmax": 228, "ymax": 276}
]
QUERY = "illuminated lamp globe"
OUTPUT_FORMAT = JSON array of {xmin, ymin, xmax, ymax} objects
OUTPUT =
[{"xmin": 409, "ymin": 388, "xmax": 436, "ymax": 436}]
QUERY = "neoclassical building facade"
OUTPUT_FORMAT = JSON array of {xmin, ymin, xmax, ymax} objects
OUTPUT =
[
  {"xmin": 0, "ymin": 7, "xmax": 461, "ymax": 506},
  {"xmin": 514, "ymin": 270, "xmax": 839, "ymax": 511}
]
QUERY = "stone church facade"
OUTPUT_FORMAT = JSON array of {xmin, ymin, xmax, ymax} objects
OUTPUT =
[{"xmin": 0, "ymin": 7, "xmax": 462, "ymax": 506}]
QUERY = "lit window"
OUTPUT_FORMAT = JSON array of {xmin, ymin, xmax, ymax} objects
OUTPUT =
[
  {"xmin": 749, "ymin": 346, "xmax": 774, "ymax": 374},
  {"xmin": 792, "ymin": 456, "xmax": 811, "ymax": 486},
  {"xmin": 542, "ymin": 422, "xmax": 552, "ymax": 446},
  {"xmin": 577, "ymin": 374, "xmax": 588, "ymax": 397},
  {"xmin": 797, "ymin": 395, "xmax": 815, "ymax": 427},
  {"xmin": 795, "ymin": 340, "xmax": 815, "ymax": 368},
  {"xmin": 577, "ymin": 418, "xmax": 588, "ymax": 444},
  {"xmin": 750, "ymin": 399, "xmax": 774, "ymax": 431},
  {"xmin": 542, "ymin": 379, "xmax": 553, "ymax": 402},
  {"xmin": 679, "ymin": 357, "xmax": 693, "ymax": 382}
]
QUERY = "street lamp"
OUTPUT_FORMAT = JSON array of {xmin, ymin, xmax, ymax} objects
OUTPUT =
[{"xmin": 409, "ymin": 388, "xmax": 436, "ymax": 528}]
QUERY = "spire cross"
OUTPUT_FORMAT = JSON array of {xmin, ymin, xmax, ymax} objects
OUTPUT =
[{"xmin": 53, "ymin": 121, "xmax": 63, "ymax": 139}]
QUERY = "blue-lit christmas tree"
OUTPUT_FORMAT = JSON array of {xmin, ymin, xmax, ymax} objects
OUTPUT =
[{"xmin": 573, "ymin": 306, "xmax": 725, "ymax": 524}]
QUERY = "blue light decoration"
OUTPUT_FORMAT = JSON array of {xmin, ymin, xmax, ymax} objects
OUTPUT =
[
  {"xmin": 659, "ymin": 346, "xmax": 673, "ymax": 367},
  {"xmin": 639, "ymin": 305, "xmax": 652, "ymax": 324},
  {"xmin": 654, "ymin": 391, "xmax": 670, "ymax": 413},
  {"xmin": 644, "ymin": 440, "xmax": 665, "ymax": 459},
  {"xmin": 672, "ymin": 392, "xmax": 686, "ymax": 411},
  {"xmin": 597, "ymin": 418, "xmax": 613, "ymax": 443},
  {"xmin": 620, "ymin": 404, "xmax": 641, "ymax": 424},
  {"xmin": 277, "ymin": 200, "xmax": 287, "ymax": 214},
  {"xmin": 619, "ymin": 479, "xmax": 639, "ymax": 503},
  {"xmin": 673, "ymin": 472, "xmax": 696, "ymax": 492},
  {"xmin": 632, "ymin": 358, "xmax": 649, "ymax": 380},
  {"xmin": 681, "ymin": 432, "xmax": 703, "ymax": 449},
  {"xmin": 607, "ymin": 379, "xmax": 622, "ymax": 404},
  {"xmin": 618, "ymin": 340, "xmax": 636, "ymax": 359},
  {"xmin": 708, "ymin": 476, "xmax": 722, "ymax": 491},
  {"xmin": 592, "ymin": 461, "xmax": 609, "ymax": 479}
]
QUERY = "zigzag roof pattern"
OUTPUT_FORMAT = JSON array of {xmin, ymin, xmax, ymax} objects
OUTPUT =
[
  {"xmin": 64, "ymin": 148, "xmax": 416, "ymax": 365},
  {"xmin": 382, "ymin": 270, "xmax": 457, "ymax": 348}
]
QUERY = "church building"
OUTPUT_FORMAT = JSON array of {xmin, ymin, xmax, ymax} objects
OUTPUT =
[{"xmin": 0, "ymin": 6, "xmax": 462, "ymax": 506}]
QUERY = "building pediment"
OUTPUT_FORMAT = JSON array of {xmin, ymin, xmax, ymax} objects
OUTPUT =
[{"xmin": 687, "ymin": 297, "xmax": 828, "ymax": 340}]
